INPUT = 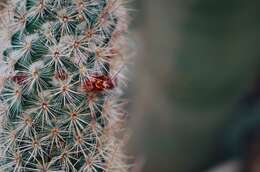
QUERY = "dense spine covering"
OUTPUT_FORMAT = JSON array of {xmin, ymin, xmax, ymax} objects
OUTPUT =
[{"xmin": 0, "ymin": 0, "xmax": 130, "ymax": 171}]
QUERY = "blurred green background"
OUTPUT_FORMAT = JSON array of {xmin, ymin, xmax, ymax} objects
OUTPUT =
[{"xmin": 129, "ymin": 0, "xmax": 260, "ymax": 172}]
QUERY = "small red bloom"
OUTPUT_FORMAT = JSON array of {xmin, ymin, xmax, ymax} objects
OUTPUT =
[
  {"xmin": 12, "ymin": 74, "xmax": 27, "ymax": 85},
  {"xmin": 82, "ymin": 75, "xmax": 116, "ymax": 93}
]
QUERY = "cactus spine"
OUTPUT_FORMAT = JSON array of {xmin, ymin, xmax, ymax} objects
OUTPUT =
[{"xmin": 0, "ymin": 0, "xmax": 130, "ymax": 171}]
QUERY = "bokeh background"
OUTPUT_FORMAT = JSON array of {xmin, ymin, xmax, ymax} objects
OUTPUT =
[{"xmin": 128, "ymin": 0, "xmax": 260, "ymax": 172}]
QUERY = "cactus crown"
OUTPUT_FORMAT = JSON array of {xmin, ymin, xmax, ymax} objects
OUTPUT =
[{"xmin": 0, "ymin": 0, "xmax": 129, "ymax": 171}]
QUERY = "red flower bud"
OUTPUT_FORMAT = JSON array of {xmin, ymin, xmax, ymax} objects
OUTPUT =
[
  {"xmin": 12, "ymin": 74, "xmax": 27, "ymax": 85},
  {"xmin": 82, "ymin": 75, "xmax": 116, "ymax": 93}
]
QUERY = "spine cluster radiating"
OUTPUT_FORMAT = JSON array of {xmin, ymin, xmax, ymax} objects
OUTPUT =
[{"xmin": 0, "ymin": 0, "xmax": 130, "ymax": 171}]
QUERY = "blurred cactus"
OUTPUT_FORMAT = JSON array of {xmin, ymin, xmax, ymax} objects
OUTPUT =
[{"xmin": 0, "ymin": 0, "xmax": 130, "ymax": 171}]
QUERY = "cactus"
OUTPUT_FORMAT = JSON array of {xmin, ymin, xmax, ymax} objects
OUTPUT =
[{"xmin": 0, "ymin": 0, "xmax": 130, "ymax": 171}]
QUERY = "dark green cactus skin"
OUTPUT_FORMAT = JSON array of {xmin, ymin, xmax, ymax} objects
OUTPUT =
[{"xmin": 0, "ymin": 0, "xmax": 129, "ymax": 171}]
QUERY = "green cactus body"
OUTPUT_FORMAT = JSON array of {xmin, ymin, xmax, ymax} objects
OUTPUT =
[{"xmin": 0, "ymin": 0, "xmax": 129, "ymax": 171}]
